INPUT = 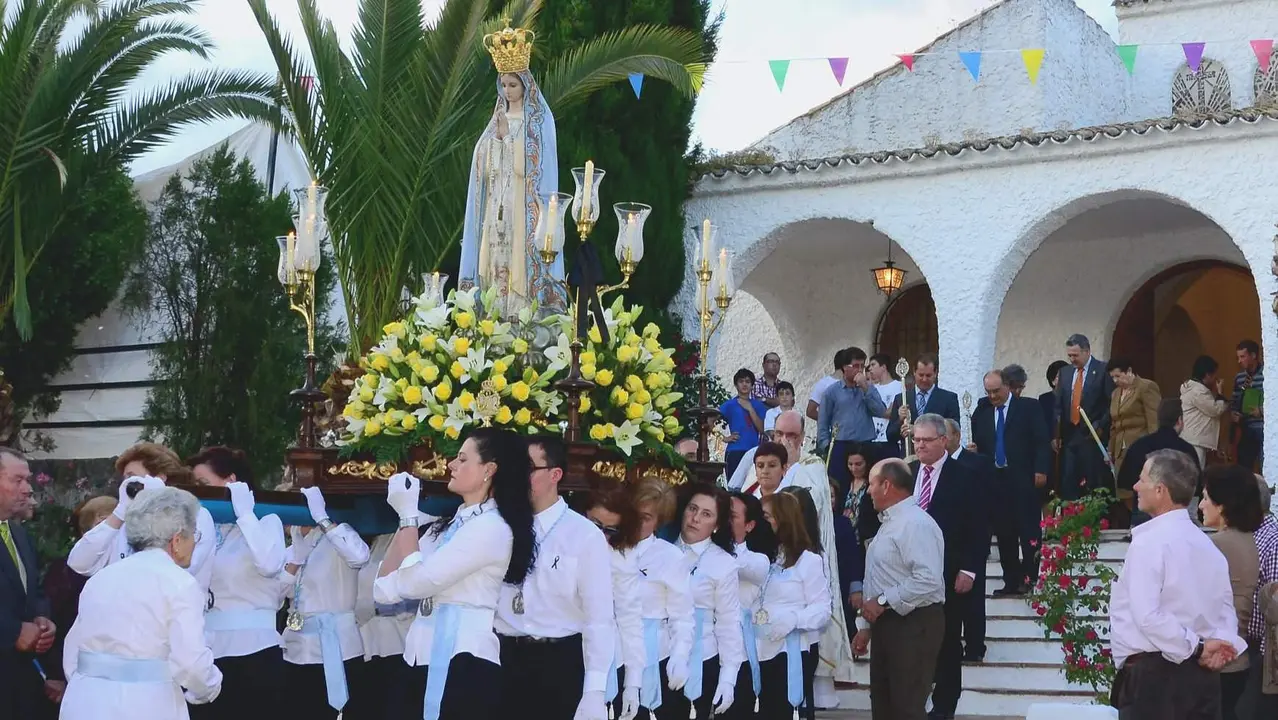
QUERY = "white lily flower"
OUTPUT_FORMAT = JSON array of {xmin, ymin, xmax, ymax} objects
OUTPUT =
[
  {"xmin": 443, "ymin": 401, "xmax": 470, "ymax": 434},
  {"xmin": 414, "ymin": 301, "xmax": 450, "ymax": 330},
  {"xmin": 544, "ymin": 333, "xmax": 572, "ymax": 374},
  {"xmin": 453, "ymin": 287, "xmax": 478, "ymax": 313},
  {"xmin": 373, "ymin": 376, "xmax": 396, "ymax": 409},
  {"xmin": 344, "ymin": 416, "xmax": 367, "ymax": 438},
  {"xmin": 613, "ymin": 420, "xmax": 642, "ymax": 456},
  {"xmin": 458, "ymin": 347, "xmax": 491, "ymax": 384}
]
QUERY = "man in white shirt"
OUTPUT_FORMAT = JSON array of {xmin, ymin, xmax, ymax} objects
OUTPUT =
[
  {"xmin": 496, "ymin": 436, "xmax": 615, "ymax": 720},
  {"xmin": 806, "ymin": 349, "xmax": 850, "ymax": 422},
  {"xmin": 853, "ymin": 458, "xmax": 945, "ymax": 720},
  {"xmin": 867, "ymin": 353, "xmax": 904, "ymax": 459},
  {"xmin": 1109, "ymin": 449, "xmax": 1246, "ymax": 719}
]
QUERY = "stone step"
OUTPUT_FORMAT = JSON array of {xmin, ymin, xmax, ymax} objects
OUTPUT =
[
  {"xmin": 857, "ymin": 637, "xmax": 1070, "ymax": 664},
  {"xmin": 981, "ymin": 595, "xmax": 1105, "ymax": 618},
  {"xmin": 847, "ymin": 656, "xmax": 1094, "ymax": 693},
  {"xmin": 836, "ymin": 685, "xmax": 1099, "ymax": 717},
  {"xmin": 985, "ymin": 615, "xmax": 1105, "ymax": 640}
]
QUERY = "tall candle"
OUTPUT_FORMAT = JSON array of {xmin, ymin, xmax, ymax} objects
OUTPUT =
[
  {"xmin": 286, "ymin": 231, "xmax": 297, "ymax": 284},
  {"xmin": 626, "ymin": 212, "xmax": 637, "ymax": 256},
  {"xmin": 545, "ymin": 194, "xmax": 559, "ymax": 252},
  {"xmin": 718, "ymin": 248, "xmax": 728, "ymax": 293},
  {"xmin": 581, "ymin": 161, "xmax": 595, "ymax": 220},
  {"xmin": 701, "ymin": 219, "xmax": 711, "ymax": 269}
]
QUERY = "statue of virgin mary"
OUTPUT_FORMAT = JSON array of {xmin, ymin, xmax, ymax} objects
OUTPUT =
[{"xmin": 460, "ymin": 26, "xmax": 566, "ymax": 317}]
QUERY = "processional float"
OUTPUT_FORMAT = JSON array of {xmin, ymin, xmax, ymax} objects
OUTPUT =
[{"xmin": 183, "ymin": 23, "xmax": 736, "ymax": 532}]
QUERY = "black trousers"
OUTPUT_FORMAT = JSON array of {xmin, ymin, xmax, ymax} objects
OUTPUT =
[
  {"xmin": 994, "ymin": 470, "xmax": 1042, "ymax": 589},
  {"xmin": 801, "ymin": 643, "xmax": 817, "ymax": 720},
  {"xmin": 759, "ymin": 652, "xmax": 801, "ymax": 719},
  {"xmin": 499, "ymin": 634, "xmax": 584, "ymax": 720},
  {"xmin": 188, "ymin": 647, "xmax": 285, "ymax": 720},
  {"xmin": 962, "ymin": 558, "xmax": 988, "ymax": 659},
  {"xmin": 1061, "ymin": 435, "xmax": 1106, "ymax": 500},
  {"xmin": 284, "ymin": 657, "xmax": 367, "ymax": 720},
  {"xmin": 718, "ymin": 660, "xmax": 757, "ymax": 720},
  {"xmin": 423, "ymin": 652, "xmax": 502, "ymax": 720},
  {"xmin": 1237, "ymin": 426, "xmax": 1263, "ymax": 472},
  {"xmin": 929, "ymin": 580, "xmax": 965, "ymax": 717},
  {"xmin": 1220, "ymin": 668, "xmax": 1247, "ymax": 720},
  {"xmin": 0, "ymin": 654, "xmax": 44, "ymax": 720},
  {"xmin": 1240, "ymin": 644, "xmax": 1278, "ymax": 718},
  {"xmin": 1110, "ymin": 652, "xmax": 1220, "ymax": 719},
  {"xmin": 655, "ymin": 657, "xmax": 721, "ymax": 720},
  {"xmin": 343, "ymin": 654, "xmax": 425, "ymax": 720}
]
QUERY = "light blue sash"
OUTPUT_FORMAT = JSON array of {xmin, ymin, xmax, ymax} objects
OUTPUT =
[
  {"xmin": 640, "ymin": 618, "xmax": 663, "ymax": 709},
  {"xmin": 298, "ymin": 612, "xmax": 353, "ymax": 711},
  {"xmin": 785, "ymin": 630, "xmax": 804, "ymax": 709},
  {"xmin": 607, "ymin": 653, "xmax": 619, "ymax": 702},
  {"xmin": 203, "ymin": 609, "xmax": 276, "ymax": 632},
  {"xmin": 739, "ymin": 608, "xmax": 761, "ymax": 697},
  {"xmin": 77, "ymin": 651, "xmax": 171, "ymax": 683},
  {"xmin": 424, "ymin": 603, "xmax": 491, "ymax": 720},
  {"xmin": 684, "ymin": 607, "xmax": 711, "ymax": 704}
]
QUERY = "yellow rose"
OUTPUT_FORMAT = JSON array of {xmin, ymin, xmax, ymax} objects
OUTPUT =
[
  {"xmin": 644, "ymin": 373, "xmax": 662, "ymax": 390},
  {"xmin": 643, "ymin": 322, "xmax": 660, "ymax": 339},
  {"xmin": 644, "ymin": 337, "xmax": 662, "ymax": 354},
  {"xmin": 358, "ymin": 387, "xmax": 374, "ymax": 402},
  {"xmin": 492, "ymin": 359, "xmax": 508, "ymax": 376},
  {"xmin": 434, "ymin": 380, "xmax": 452, "ymax": 402},
  {"xmin": 513, "ymin": 338, "xmax": 529, "ymax": 354},
  {"xmin": 580, "ymin": 351, "xmax": 597, "ymax": 366},
  {"xmin": 625, "ymin": 331, "xmax": 641, "ymax": 346},
  {"xmin": 491, "ymin": 374, "xmax": 508, "ymax": 392},
  {"xmin": 389, "ymin": 346, "xmax": 405, "ymax": 363},
  {"xmin": 419, "ymin": 334, "xmax": 437, "ymax": 351},
  {"xmin": 395, "ymin": 378, "xmax": 409, "ymax": 391},
  {"xmin": 626, "ymin": 403, "xmax": 644, "ymax": 421},
  {"xmin": 401, "ymin": 414, "xmax": 418, "ymax": 430},
  {"xmin": 405, "ymin": 351, "xmax": 421, "ymax": 364},
  {"xmin": 453, "ymin": 337, "xmax": 470, "ymax": 355},
  {"xmin": 514, "ymin": 408, "xmax": 532, "ymax": 425},
  {"xmin": 616, "ymin": 345, "xmax": 637, "ymax": 363},
  {"xmin": 363, "ymin": 373, "xmax": 378, "ymax": 386},
  {"xmin": 458, "ymin": 391, "xmax": 475, "ymax": 411},
  {"xmin": 663, "ymin": 415, "xmax": 681, "ymax": 433},
  {"xmin": 588, "ymin": 325, "xmax": 602, "ymax": 344},
  {"xmin": 610, "ymin": 387, "xmax": 629, "ymax": 407},
  {"xmin": 365, "ymin": 418, "xmax": 383, "ymax": 436},
  {"xmin": 589, "ymin": 424, "xmax": 608, "ymax": 441},
  {"xmin": 625, "ymin": 375, "xmax": 644, "ymax": 393},
  {"xmin": 343, "ymin": 404, "xmax": 359, "ymax": 419},
  {"xmin": 496, "ymin": 406, "xmax": 514, "ymax": 424},
  {"xmin": 581, "ymin": 365, "xmax": 597, "ymax": 381},
  {"xmin": 382, "ymin": 321, "xmax": 405, "ymax": 337},
  {"xmin": 450, "ymin": 361, "xmax": 465, "ymax": 379},
  {"xmin": 579, "ymin": 396, "xmax": 592, "ymax": 414},
  {"xmin": 370, "ymin": 354, "xmax": 390, "ymax": 371},
  {"xmin": 429, "ymin": 415, "xmax": 446, "ymax": 431},
  {"xmin": 511, "ymin": 381, "xmax": 531, "ymax": 402},
  {"xmin": 445, "ymin": 425, "xmax": 460, "ymax": 440},
  {"xmin": 420, "ymin": 364, "xmax": 440, "ymax": 383},
  {"xmin": 595, "ymin": 369, "xmax": 614, "ymax": 386},
  {"xmin": 634, "ymin": 388, "xmax": 651, "ymax": 405},
  {"xmin": 455, "ymin": 311, "xmax": 474, "ymax": 329},
  {"xmin": 402, "ymin": 385, "xmax": 423, "ymax": 405},
  {"xmin": 478, "ymin": 319, "xmax": 495, "ymax": 336}
]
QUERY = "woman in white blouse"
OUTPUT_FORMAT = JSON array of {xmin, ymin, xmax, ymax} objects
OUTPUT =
[
  {"xmin": 279, "ymin": 485, "xmax": 371, "ymax": 720},
  {"xmin": 629, "ymin": 477, "xmax": 694, "ymax": 720},
  {"xmin": 185, "ymin": 447, "xmax": 286, "ymax": 720},
  {"xmin": 663, "ymin": 483, "xmax": 743, "ymax": 720},
  {"xmin": 584, "ymin": 483, "xmax": 645, "ymax": 720},
  {"xmin": 758, "ymin": 493, "xmax": 831, "ymax": 720},
  {"xmin": 727, "ymin": 491, "xmax": 778, "ymax": 720},
  {"xmin": 374, "ymin": 428, "xmax": 537, "ymax": 720},
  {"xmin": 61, "ymin": 487, "xmax": 222, "ymax": 720}
]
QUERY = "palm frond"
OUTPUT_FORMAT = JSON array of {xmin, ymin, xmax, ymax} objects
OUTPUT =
[{"xmin": 536, "ymin": 24, "xmax": 706, "ymax": 109}]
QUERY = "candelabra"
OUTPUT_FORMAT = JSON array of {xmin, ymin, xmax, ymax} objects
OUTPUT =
[
  {"xmin": 533, "ymin": 162, "xmax": 651, "ymax": 441},
  {"xmin": 689, "ymin": 220, "xmax": 736, "ymax": 463},
  {"xmin": 276, "ymin": 182, "xmax": 329, "ymax": 450}
]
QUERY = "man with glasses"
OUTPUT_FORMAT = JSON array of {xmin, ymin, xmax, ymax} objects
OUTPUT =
[
  {"xmin": 496, "ymin": 436, "xmax": 615, "ymax": 720},
  {"xmin": 906, "ymin": 414, "xmax": 983, "ymax": 720}
]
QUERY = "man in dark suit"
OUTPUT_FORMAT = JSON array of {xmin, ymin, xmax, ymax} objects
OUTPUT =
[
  {"xmin": 1053, "ymin": 334, "xmax": 1115, "ymax": 500},
  {"xmin": 0, "ymin": 448, "xmax": 54, "ymax": 720},
  {"xmin": 1117, "ymin": 398, "xmax": 1201, "ymax": 527},
  {"xmin": 945, "ymin": 418, "xmax": 996, "ymax": 664},
  {"xmin": 908, "ymin": 414, "xmax": 985, "ymax": 720},
  {"xmin": 888, "ymin": 354, "xmax": 961, "ymax": 456},
  {"xmin": 970, "ymin": 370, "xmax": 1051, "ymax": 599}
]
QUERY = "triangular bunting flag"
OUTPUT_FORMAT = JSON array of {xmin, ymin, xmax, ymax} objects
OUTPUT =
[
  {"xmin": 769, "ymin": 59, "xmax": 791, "ymax": 92},
  {"xmin": 828, "ymin": 57, "xmax": 849, "ymax": 86},
  {"xmin": 1021, "ymin": 48, "xmax": 1045, "ymax": 84},
  {"xmin": 1116, "ymin": 45, "xmax": 1139, "ymax": 75},
  {"xmin": 1252, "ymin": 39, "xmax": 1274, "ymax": 73},
  {"xmin": 1182, "ymin": 42, "xmax": 1205, "ymax": 73},
  {"xmin": 959, "ymin": 51, "xmax": 982, "ymax": 81},
  {"xmin": 897, "ymin": 54, "xmax": 915, "ymax": 71},
  {"xmin": 628, "ymin": 73, "xmax": 644, "ymax": 98}
]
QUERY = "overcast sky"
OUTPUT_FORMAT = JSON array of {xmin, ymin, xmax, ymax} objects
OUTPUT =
[{"xmin": 129, "ymin": 0, "xmax": 1118, "ymax": 175}]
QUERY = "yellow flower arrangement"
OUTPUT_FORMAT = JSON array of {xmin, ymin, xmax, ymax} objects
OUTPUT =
[{"xmin": 339, "ymin": 286, "xmax": 563, "ymax": 458}]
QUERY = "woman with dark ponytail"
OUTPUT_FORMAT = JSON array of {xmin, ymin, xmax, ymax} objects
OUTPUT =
[{"xmin": 373, "ymin": 428, "xmax": 535, "ymax": 720}]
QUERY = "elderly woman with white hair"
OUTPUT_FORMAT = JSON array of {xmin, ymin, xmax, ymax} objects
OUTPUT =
[{"xmin": 59, "ymin": 486, "xmax": 222, "ymax": 720}]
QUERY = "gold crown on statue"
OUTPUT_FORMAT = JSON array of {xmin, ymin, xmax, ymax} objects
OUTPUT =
[{"xmin": 484, "ymin": 22, "xmax": 534, "ymax": 74}]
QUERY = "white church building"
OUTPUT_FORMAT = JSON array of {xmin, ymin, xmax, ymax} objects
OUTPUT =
[{"xmin": 682, "ymin": 0, "xmax": 1278, "ymax": 473}]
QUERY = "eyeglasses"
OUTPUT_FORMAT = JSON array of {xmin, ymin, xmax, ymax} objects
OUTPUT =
[
  {"xmin": 913, "ymin": 435, "xmax": 942, "ymax": 444},
  {"xmin": 529, "ymin": 466, "xmax": 556, "ymax": 473},
  {"xmin": 193, "ymin": 530, "xmax": 202, "ymax": 543},
  {"xmin": 590, "ymin": 519, "xmax": 620, "ymax": 538}
]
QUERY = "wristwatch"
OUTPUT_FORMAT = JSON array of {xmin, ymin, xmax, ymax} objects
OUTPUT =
[
  {"xmin": 399, "ymin": 516, "xmax": 421, "ymax": 528},
  {"xmin": 877, "ymin": 594, "xmax": 888, "ymax": 608},
  {"xmin": 317, "ymin": 518, "xmax": 336, "ymax": 533},
  {"xmin": 1190, "ymin": 639, "xmax": 1205, "ymax": 660}
]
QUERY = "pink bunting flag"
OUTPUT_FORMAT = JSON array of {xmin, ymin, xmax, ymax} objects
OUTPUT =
[
  {"xmin": 897, "ymin": 54, "xmax": 915, "ymax": 71},
  {"xmin": 1253, "ymin": 39, "xmax": 1274, "ymax": 73},
  {"xmin": 828, "ymin": 57, "xmax": 849, "ymax": 86},
  {"xmin": 1182, "ymin": 42, "xmax": 1205, "ymax": 73}
]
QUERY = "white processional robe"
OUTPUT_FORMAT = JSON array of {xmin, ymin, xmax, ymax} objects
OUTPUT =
[{"xmin": 61, "ymin": 549, "xmax": 222, "ymax": 720}]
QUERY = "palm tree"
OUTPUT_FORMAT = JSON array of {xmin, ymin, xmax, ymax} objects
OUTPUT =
[
  {"xmin": 0, "ymin": 0, "xmax": 279, "ymax": 339},
  {"xmin": 247, "ymin": 0, "xmax": 707, "ymax": 358}
]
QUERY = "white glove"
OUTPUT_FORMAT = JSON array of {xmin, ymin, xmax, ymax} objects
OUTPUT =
[
  {"xmin": 115, "ymin": 476, "xmax": 165, "ymax": 520},
  {"xmin": 300, "ymin": 486, "xmax": 329, "ymax": 524},
  {"xmin": 711, "ymin": 681, "xmax": 735, "ymax": 715},
  {"xmin": 762, "ymin": 608, "xmax": 799, "ymax": 642},
  {"xmin": 289, "ymin": 526, "xmax": 315, "ymax": 566},
  {"xmin": 386, "ymin": 472, "xmax": 421, "ymax": 521},
  {"xmin": 573, "ymin": 690, "xmax": 607, "ymax": 720},
  {"xmin": 227, "ymin": 481, "xmax": 255, "ymax": 521},
  {"xmin": 665, "ymin": 654, "xmax": 689, "ymax": 691},
  {"xmin": 619, "ymin": 686, "xmax": 640, "ymax": 720}
]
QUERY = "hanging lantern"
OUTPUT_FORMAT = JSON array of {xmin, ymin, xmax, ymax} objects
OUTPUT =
[{"xmin": 871, "ymin": 240, "xmax": 907, "ymax": 297}]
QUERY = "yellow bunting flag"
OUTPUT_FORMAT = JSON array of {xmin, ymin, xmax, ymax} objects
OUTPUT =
[{"xmin": 1021, "ymin": 48, "xmax": 1045, "ymax": 84}]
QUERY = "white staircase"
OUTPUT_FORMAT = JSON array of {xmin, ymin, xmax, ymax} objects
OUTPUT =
[{"xmin": 835, "ymin": 531, "xmax": 1129, "ymax": 717}]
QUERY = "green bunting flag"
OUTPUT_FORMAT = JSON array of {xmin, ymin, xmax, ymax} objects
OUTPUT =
[
  {"xmin": 1116, "ymin": 45, "xmax": 1139, "ymax": 75},
  {"xmin": 769, "ymin": 59, "xmax": 791, "ymax": 92}
]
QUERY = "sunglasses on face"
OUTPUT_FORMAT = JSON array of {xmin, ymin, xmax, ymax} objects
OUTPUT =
[{"xmin": 591, "ymin": 518, "xmax": 620, "ymax": 538}]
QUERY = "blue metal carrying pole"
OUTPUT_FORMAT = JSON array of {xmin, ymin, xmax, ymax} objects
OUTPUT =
[{"xmin": 199, "ymin": 495, "xmax": 462, "ymax": 534}]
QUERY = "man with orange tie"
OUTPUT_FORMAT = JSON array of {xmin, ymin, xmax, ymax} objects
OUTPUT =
[{"xmin": 1052, "ymin": 334, "xmax": 1115, "ymax": 501}]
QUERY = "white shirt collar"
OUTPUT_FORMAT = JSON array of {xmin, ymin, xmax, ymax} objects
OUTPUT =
[
  {"xmin": 1131, "ymin": 506, "xmax": 1192, "ymax": 538},
  {"xmin": 881, "ymin": 495, "xmax": 918, "ymax": 521},
  {"xmin": 923, "ymin": 452, "xmax": 948, "ymax": 474},
  {"xmin": 534, "ymin": 496, "xmax": 567, "ymax": 534},
  {"xmin": 458, "ymin": 498, "xmax": 496, "ymax": 521},
  {"xmin": 635, "ymin": 534, "xmax": 656, "ymax": 555},
  {"xmin": 680, "ymin": 535, "xmax": 711, "ymax": 556},
  {"xmin": 950, "ymin": 448, "xmax": 963, "ymax": 460}
]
